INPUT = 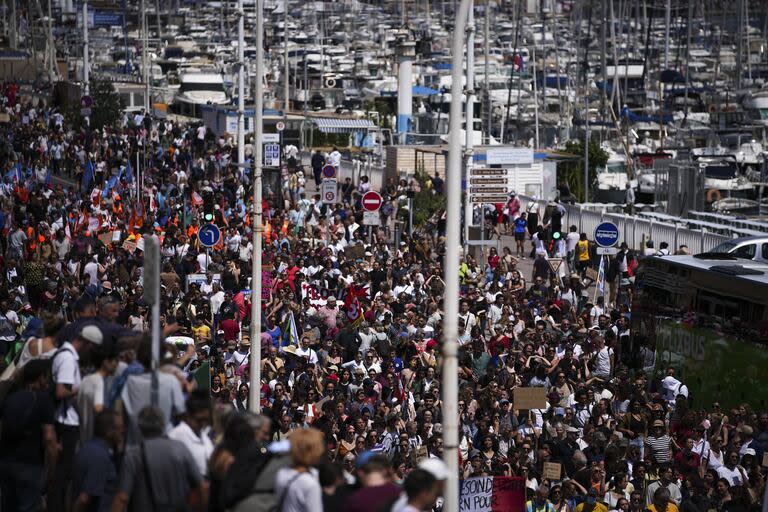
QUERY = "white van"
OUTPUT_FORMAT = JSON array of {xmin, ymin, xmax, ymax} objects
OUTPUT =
[{"xmin": 710, "ymin": 236, "xmax": 768, "ymax": 264}]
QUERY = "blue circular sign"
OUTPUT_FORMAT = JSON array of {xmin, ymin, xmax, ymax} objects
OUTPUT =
[
  {"xmin": 594, "ymin": 222, "xmax": 620, "ymax": 248},
  {"xmin": 199, "ymin": 223, "xmax": 221, "ymax": 248},
  {"xmin": 322, "ymin": 164, "xmax": 337, "ymax": 179}
]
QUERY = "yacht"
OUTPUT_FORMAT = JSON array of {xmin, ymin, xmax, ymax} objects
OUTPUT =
[{"xmin": 172, "ymin": 72, "xmax": 229, "ymax": 118}]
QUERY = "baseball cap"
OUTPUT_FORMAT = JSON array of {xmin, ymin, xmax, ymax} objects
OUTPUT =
[
  {"xmin": 419, "ymin": 458, "xmax": 451, "ymax": 480},
  {"xmin": 79, "ymin": 325, "xmax": 103, "ymax": 345}
]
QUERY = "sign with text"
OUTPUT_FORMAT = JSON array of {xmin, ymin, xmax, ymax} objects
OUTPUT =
[
  {"xmin": 543, "ymin": 462, "xmax": 562, "ymax": 481},
  {"xmin": 264, "ymin": 143, "xmax": 281, "ymax": 167},
  {"xmin": 460, "ymin": 476, "xmax": 525, "ymax": 512},
  {"xmin": 486, "ymin": 147, "xmax": 534, "ymax": 165},
  {"xmin": 513, "ymin": 387, "xmax": 548, "ymax": 410}
]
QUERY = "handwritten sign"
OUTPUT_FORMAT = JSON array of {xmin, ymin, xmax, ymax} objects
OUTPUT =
[
  {"xmin": 543, "ymin": 462, "xmax": 562, "ymax": 481},
  {"xmin": 513, "ymin": 387, "xmax": 548, "ymax": 410},
  {"xmin": 460, "ymin": 476, "xmax": 525, "ymax": 512},
  {"xmin": 262, "ymin": 270, "xmax": 273, "ymax": 300}
]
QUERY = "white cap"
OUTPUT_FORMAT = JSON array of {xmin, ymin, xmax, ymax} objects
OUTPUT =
[{"xmin": 418, "ymin": 458, "xmax": 451, "ymax": 480}]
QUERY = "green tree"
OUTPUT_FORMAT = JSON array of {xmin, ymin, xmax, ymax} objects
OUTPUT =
[
  {"xmin": 399, "ymin": 170, "xmax": 446, "ymax": 227},
  {"xmin": 559, "ymin": 137, "xmax": 609, "ymax": 202},
  {"xmin": 88, "ymin": 78, "xmax": 124, "ymax": 131}
]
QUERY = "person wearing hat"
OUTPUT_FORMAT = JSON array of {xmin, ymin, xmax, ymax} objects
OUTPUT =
[
  {"xmin": 646, "ymin": 420, "xmax": 674, "ymax": 465},
  {"xmin": 49, "ymin": 324, "xmax": 104, "ymax": 507},
  {"xmin": 231, "ymin": 336, "xmax": 251, "ymax": 368}
]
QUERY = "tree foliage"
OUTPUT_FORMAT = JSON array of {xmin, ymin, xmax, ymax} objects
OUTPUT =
[
  {"xmin": 88, "ymin": 78, "xmax": 124, "ymax": 131},
  {"xmin": 559, "ymin": 137, "xmax": 609, "ymax": 202}
]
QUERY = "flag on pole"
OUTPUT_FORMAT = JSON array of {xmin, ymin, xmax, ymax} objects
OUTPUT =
[
  {"xmin": 597, "ymin": 255, "xmax": 606, "ymax": 294},
  {"xmin": 282, "ymin": 311, "xmax": 300, "ymax": 347},
  {"xmin": 125, "ymin": 160, "xmax": 134, "ymax": 183},
  {"xmin": 82, "ymin": 160, "xmax": 94, "ymax": 190}
]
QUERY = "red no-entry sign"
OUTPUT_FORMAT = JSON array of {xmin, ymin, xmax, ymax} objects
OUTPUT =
[{"xmin": 362, "ymin": 191, "xmax": 383, "ymax": 212}]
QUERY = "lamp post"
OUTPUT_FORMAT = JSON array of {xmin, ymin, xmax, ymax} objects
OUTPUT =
[
  {"xmin": 444, "ymin": 1, "xmax": 472, "ymax": 511},
  {"xmin": 249, "ymin": 0, "xmax": 264, "ymax": 414}
]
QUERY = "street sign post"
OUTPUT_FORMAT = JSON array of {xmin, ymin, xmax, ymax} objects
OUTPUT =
[
  {"xmin": 594, "ymin": 221, "xmax": 620, "ymax": 248},
  {"xmin": 264, "ymin": 143, "xmax": 280, "ymax": 167},
  {"xmin": 322, "ymin": 179, "xmax": 338, "ymax": 204},
  {"xmin": 469, "ymin": 167, "xmax": 516, "ymax": 203},
  {"xmin": 142, "ymin": 235, "xmax": 161, "ymax": 407},
  {"xmin": 199, "ymin": 223, "xmax": 221, "ymax": 248},
  {"xmin": 362, "ymin": 190, "xmax": 383, "ymax": 212},
  {"xmin": 276, "ymin": 121, "xmax": 285, "ymax": 131}
]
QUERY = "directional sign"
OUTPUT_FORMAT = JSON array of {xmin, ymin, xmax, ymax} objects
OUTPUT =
[
  {"xmin": 322, "ymin": 179, "xmax": 338, "ymax": 204},
  {"xmin": 471, "ymin": 168, "xmax": 509, "ymax": 176},
  {"xmin": 470, "ymin": 177, "xmax": 509, "ymax": 185},
  {"xmin": 469, "ymin": 187, "xmax": 509, "ymax": 194},
  {"xmin": 276, "ymin": 121, "xmax": 285, "ymax": 131},
  {"xmin": 198, "ymin": 223, "xmax": 221, "ymax": 248},
  {"xmin": 594, "ymin": 221, "xmax": 620, "ymax": 248},
  {"xmin": 362, "ymin": 190, "xmax": 383, "ymax": 212},
  {"xmin": 322, "ymin": 164, "xmax": 337, "ymax": 179},
  {"xmin": 264, "ymin": 143, "xmax": 280, "ymax": 167},
  {"xmin": 470, "ymin": 195, "xmax": 509, "ymax": 203}
]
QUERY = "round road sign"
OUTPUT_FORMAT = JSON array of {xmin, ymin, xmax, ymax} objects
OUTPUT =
[
  {"xmin": 594, "ymin": 221, "xmax": 620, "ymax": 248},
  {"xmin": 362, "ymin": 190, "xmax": 383, "ymax": 212},
  {"xmin": 276, "ymin": 121, "xmax": 285, "ymax": 131},
  {"xmin": 322, "ymin": 164, "xmax": 337, "ymax": 179},
  {"xmin": 80, "ymin": 95, "xmax": 93, "ymax": 108},
  {"xmin": 325, "ymin": 191, "xmax": 335, "ymax": 202},
  {"xmin": 199, "ymin": 223, "xmax": 221, "ymax": 248}
]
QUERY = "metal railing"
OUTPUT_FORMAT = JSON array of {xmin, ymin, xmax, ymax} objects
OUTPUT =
[{"xmin": 517, "ymin": 196, "xmax": 732, "ymax": 253}]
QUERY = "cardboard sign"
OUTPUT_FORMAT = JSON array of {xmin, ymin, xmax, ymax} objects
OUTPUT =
[
  {"xmin": 460, "ymin": 476, "xmax": 525, "ymax": 512},
  {"xmin": 98, "ymin": 231, "xmax": 114, "ymax": 245},
  {"xmin": 344, "ymin": 244, "xmax": 366, "ymax": 260},
  {"xmin": 416, "ymin": 446, "xmax": 428, "ymax": 463},
  {"xmin": 543, "ymin": 462, "xmax": 562, "ymax": 481},
  {"xmin": 122, "ymin": 240, "xmax": 137, "ymax": 253},
  {"xmin": 513, "ymin": 387, "xmax": 548, "ymax": 410}
]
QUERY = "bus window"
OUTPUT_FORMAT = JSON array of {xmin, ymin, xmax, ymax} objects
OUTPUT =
[{"xmin": 732, "ymin": 243, "xmax": 756, "ymax": 259}]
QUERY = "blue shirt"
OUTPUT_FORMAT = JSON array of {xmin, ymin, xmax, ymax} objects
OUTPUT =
[
  {"xmin": 515, "ymin": 217, "xmax": 527, "ymax": 233},
  {"xmin": 72, "ymin": 438, "xmax": 118, "ymax": 512}
]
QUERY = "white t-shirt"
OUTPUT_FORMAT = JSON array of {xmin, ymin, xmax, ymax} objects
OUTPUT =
[
  {"xmin": 717, "ymin": 465, "xmax": 747, "ymax": 486},
  {"xmin": 168, "ymin": 421, "xmax": 214, "ymax": 478},
  {"xmin": 595, "ymin": 346, "xmax": 613, "ymax": 377},
  {"xmin": 52, "ymin": 343, "xmax": 81, "ymax": 426}
]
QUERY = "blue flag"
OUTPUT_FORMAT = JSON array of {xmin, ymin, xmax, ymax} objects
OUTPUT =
[
  {"xmin": 82, "ymin": 160, "xmax": 94, "ymax": 190},
  {"xmin": 103, "ymin": 174, "xmax": 119, "ymax": 197},
  {"xmin": 125, "ymin": 160, "xmax": 134, "ymax": 183}
]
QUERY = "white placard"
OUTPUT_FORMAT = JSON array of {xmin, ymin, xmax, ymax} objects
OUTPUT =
[
  {"xmin": 321, "ymin": 179, "xmax": 338, "ymax": 204},
  {"xmin": 363, "ymin": 210, "xmax": 381, "ymax": 225},
  {"xmin": 486, "ymin": 147, "xmax": 534, "ymax": 165}
]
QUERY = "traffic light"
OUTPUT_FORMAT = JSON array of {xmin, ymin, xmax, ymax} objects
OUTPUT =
[{"xmin": 203, "ymin": 192, "xmax": 214, "ymax": 223}]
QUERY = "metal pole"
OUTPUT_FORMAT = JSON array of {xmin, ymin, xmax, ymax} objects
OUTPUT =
[
  {"xmin": 249, "ymin": 0, "xmax": 264, "ymax": 415},
  {"xmin": 237, "ymin": 0, "xmax": 245, "ymax": 165},
  {"xmin": 445, "ymin": 2, "xmax": 472, "ymax": 511},
  {"xmin": 463, "ymin": 0, "xmax": 474, "ymax": 251},
  {"xmin": 483, "ymin": 0, "xmax": 490, "ymax": 143},
  {"xmin": 141, "ymin": 0, "xmax": 149, "ymax": 110},
  {"xmin": 83, "ymin": 0, "xmax": 89, "ymax": 96},
  {"xmin": 531, "ymin": 33, "xmax": 539, "ymax": 148},
  {"xmin": 664, "ymin": 0, "xmax": 670, "ymax": 69},
  {"xmin": 9, "ymin": 0, "xmax": 16, "ymax": 50},
  {"xmin": 584, "ymin": 93, "xmax": 590, "ymax": 202},
  {"xmin": 283, "ymin": 0, "xmax": 289, "ymax": 114}
]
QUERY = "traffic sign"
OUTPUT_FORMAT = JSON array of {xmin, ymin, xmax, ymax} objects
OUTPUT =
[
  {"xmin": 199, "ymin": 223, "xmax": 221, "ymax": 248},
  {"xmin": 276, "ymin": 121, "xmax": 285, "ymax": 131},
  {"xmin": 361, "ymin": 190, "xmax": 383, "ymax": 212},
  {"xmin": 469, "ymin": 187, "xmax": 509, "ymax": 194},
  {"xmin": 470, "ymin": 177, "xmax": 509, "ymax": 185},
  {"xmin": 80, "ymin": 95, "xmax": 93, "ymax": 108},
  {"xmin": 471, "ymin": 168, "xmax": 508, "ymax": 176},
  {"xmin": 80, "ymin": 108, "xmax": 92, "ymax": 116},
  {"xmin": 363, "ymin": 211, "xmax": 381, "ymax": 225},
  {"xmin": 594, "ymin": 221, "xmax": 620, "ymax": 248},
  {"xmin": 322, "ymin": 179, "xmax": 338, "ymax": 204},
  {"xmin": 264, "ymin": 143, "xmax": 280, "ymax": 167},
  {"xmin": 596, "ymin": 247, "xmax": 619, "ymax": 255},
  {"xmin": 322, "ymin": 164, "xmax": 337, "ymax": 179}
]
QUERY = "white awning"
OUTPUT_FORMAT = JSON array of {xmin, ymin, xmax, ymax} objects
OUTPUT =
[{"xmin": 311, "ymin": 117, "xmax": 375, "ymax": 133}]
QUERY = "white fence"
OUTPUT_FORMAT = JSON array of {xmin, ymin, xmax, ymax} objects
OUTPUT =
[{"xmin": 518, "ymin": 196, "xmax": 731, "ymax": 253}]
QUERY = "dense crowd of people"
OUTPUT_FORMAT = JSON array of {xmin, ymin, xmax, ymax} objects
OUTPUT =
[{"xmin": 0, "ymin": 83, "xmax": 766, "ymax": 512}]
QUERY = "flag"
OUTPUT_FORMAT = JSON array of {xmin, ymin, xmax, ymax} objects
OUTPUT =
[
  {"xmin": 82, "ymin": 160, "xmax": 94, "ymax": 190},
  {"xmin": 597, "ymin": 256, "xmax": 606, "ymax": 294},
  {"xmin": 344, "ymin": 285, "xmax": 366, "ymax": 327},
  {"xmin": 124, "ymin": 160, "xmax": 134, "ymax": 183},
  {"xmin": 284, "ymin": 312, "xmax": 300, "ymax": 347},
  {"xmin": 191, "ymin": 191, "xmax": 204, "ymax": 206},
  {"xmin": 103, "ymin": 175, "xmax": 119, "ymax": 197}
]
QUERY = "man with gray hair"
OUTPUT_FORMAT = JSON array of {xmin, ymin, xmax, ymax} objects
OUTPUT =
[{"xmin": 111, "ymin": 406, "xmax": 204, "ymax": 511}]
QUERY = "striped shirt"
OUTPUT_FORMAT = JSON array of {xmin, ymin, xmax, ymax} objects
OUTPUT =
[{"xmin": 646, "ymin": 434, "xmax": 671, "ymax": 463}]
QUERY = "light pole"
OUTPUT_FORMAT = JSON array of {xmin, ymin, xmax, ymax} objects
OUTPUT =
[
  {"xmin": 463, "ymin": 0, "xmax": 474, "ymax": 251},
  {"xmin": 444, "ymin": 1, "xmax": 472, "ymax": 511},
  {"xmin": 249, "ymin": 0, "xmax": 264, "ymax": 414},
  {"xmin": 237, "ymin": 0, "xmax": 245, "ymax": 165}
]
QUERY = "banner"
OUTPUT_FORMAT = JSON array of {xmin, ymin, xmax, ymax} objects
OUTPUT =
[{"xmin": 460, "ymin": 477, "xmax": 525, "ymax": 512}]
